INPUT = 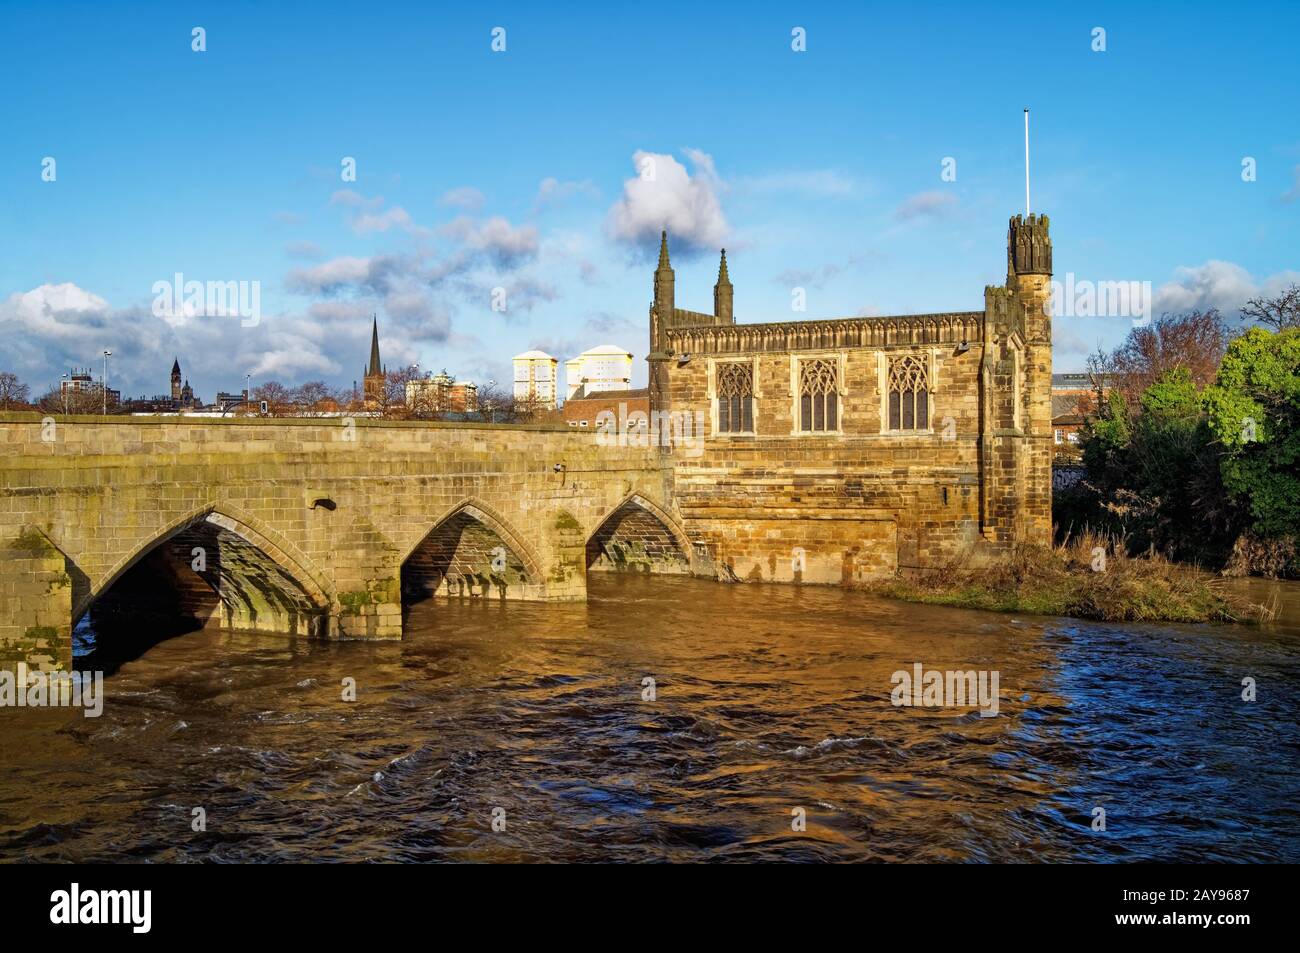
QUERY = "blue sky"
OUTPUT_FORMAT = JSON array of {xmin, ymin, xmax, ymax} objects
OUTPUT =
[{"xmin": 2, "ymin": 0, "xmax": 1297, "ymax": 399}]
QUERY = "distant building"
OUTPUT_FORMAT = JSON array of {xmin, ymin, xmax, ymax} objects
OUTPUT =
[
  {"xmin": 564, "ymin": 386, "xmax": 649, "ymax": 431},
  {"xmin": 513, "ymin": 350, "xmax": 558, "ymax": 409},
  {"xmin": 215, "ymin": 390, "xmax": 249, "ymax": 413},
  {"xmin": 406, "ymin": 371, "xmax": 478, "ymax": 413},
  {"xmin": 60, "ymin": 367, "xmax": 97, "ymax": 397},
  {"xmin": 122, "ymin": 357, "xmax": 202, "ymax": 412},
  {"xmin": 61, "ymin": 367, "xmax": 120, "ymax": 409},
  {"xmin": 363, "ymin": 317, "xmax": 386, "ymax": 408},
  {"xmin": 1050, "ymin": 372, "xmax": 1117, "ymax": 455},
  {"xmin": 564, "ymin": 344, "xmax": 634, "ymax": 399}
]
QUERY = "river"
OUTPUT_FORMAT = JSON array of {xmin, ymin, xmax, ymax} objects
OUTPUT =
[{"xmin": 2, "ymin": 574, "xmax": 1297, "ymax": 862}]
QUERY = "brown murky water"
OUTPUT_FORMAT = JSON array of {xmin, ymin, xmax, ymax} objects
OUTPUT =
[{"xmin": 2, "ymin": 575, "xmax": 1298, "ymax": 862}]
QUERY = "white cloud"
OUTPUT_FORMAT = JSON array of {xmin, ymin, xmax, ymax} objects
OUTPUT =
[
  {"xmin": 1154, "ymin": 260, "xmax": 1300, "ymax": 315},
  {"xmin": 285, "ymin": 240, "xmax": 323, "ymax": 260},
  {"xmin": 441, "ymin": 216, "xmax": 540, "ymax": 266},
  {"xmin": 329, "ymin": 189, "xmax": 383, "ymax": 210},
  {"xmin": 0, "ymin": 282, "xmax": 334, "ymax": 396},
  {"xmin": 606, "ymin": 149, "xmax": 728, "ymax": 254},
  {"xmin": 352, "ymin": 205, "xmax": 428, "ymax": 236},
  {"xmin": 329, "ymin": 191, "xmax": 429, "ymax": 237},
  {"xmin": 6, "ymin": 186, "xmax": 562, "ymax": 398},
  {"xmin": 286, "ymin": 256, "xmax": 375, "ymax": 294},
  {"xmin": 736, "ymin": 169, "xmax": 862, "ymax": 198},
  {"xmin": 894, "ymin": 190, "xmax": 958, "ymax": 221},
  {"xmin": 534, "ymin": 177, "xmax": 599, "ymax": 211},
  {"xmin": 439, "ymin": 186, "xmax": 486, "ymax": 210},
  {"xmin": 5, "ymin": 283, "xmax": 111, "ymax": 332}
]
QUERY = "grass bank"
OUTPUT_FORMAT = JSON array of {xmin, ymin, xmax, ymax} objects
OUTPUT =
[{"xmin": 865, "ymin": 533, "xmax": 1272, "ymax": 625}]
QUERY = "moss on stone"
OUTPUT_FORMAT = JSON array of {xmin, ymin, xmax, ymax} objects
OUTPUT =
[
  {"xmin": 10, "ymin": 528, "xmax": 55, "ymax": 556},
  {"xmin": 338, "ymin": 590, "xmax": 375, "ymax": 609}
]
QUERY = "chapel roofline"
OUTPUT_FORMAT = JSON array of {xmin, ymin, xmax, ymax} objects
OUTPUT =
[
  {"xmin": 663, "ymin": 310, "xmax": 985, "ymax": 353},
  {"xmin": 663, "ymin": 309, "xmax": 985, "ymax": 332}
]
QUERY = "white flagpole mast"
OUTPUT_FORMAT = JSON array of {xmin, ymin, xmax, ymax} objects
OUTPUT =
[{"xmin": 1024, "ymin": 107, "xmax": 1031, "ymax": 216}]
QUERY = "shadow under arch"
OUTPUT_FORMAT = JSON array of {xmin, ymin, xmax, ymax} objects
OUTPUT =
[
  {"xmin": 586, "ymin": 492, "xmax": 693, "ymax": 574},
  {"xmin": 75, "ymin": 504, "xmax": 333, "ymax": 660},
  {"xmin": 400, "ymin": 498, "xmax": 546, "ymax": 603}
]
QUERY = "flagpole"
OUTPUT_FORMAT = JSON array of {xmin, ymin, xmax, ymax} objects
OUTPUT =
[{"xmin": 1024, "ymin": 107, "xmax": 1031, "ymax": 216}]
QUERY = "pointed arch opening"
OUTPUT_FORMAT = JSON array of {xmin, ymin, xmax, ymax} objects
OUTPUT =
[
  {"xmin": 401, "ymin": 502, "xmax": 542, "ymax": 603},
  {"xmin": 78, "ymin": 509, "xmax": 330, "ymax": 669},
  {"xmin": 586, "ymin": 494, "xmax": 692, "ymax": 575}
]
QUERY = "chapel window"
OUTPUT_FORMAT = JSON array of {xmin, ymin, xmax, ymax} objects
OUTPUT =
[
  {"xmin": 887, "ymin": 355, "xmax": 929, "ymax": 431},
  {"xmin": 716, "ymin": 362, "xmax": 754, "ymax": 433},
  {"xmin": 799, "ymin": 358, "xmax": 839, "ymax": 433}
]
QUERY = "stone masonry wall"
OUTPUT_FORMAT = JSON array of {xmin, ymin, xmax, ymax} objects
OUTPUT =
[
  {"xmin": 658, "ymin": 342, "xmax": 988, "ymax": 581},
  {"xmin": 0, "ymin": 414, "xmax": 674, "ymax": 664},
  {"xmin": 0, "ymin": 531, "xmax": 72, "ymax": 670}
]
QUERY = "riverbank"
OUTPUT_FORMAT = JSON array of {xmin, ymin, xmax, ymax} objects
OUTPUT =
[{"xmin": 865, "ymin": 535, "xmax": 1272, "ymax": 625}]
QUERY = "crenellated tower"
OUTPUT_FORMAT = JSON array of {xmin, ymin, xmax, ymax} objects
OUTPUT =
[
  {"xmin": 1007, "ymin": 213, "xmax": 1053, "ymax": 343},
  {"xmin": 979, "ymin": 213, "xmax": 1054, "ymax": 545}
]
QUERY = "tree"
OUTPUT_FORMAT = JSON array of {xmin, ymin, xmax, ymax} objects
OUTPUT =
[
  {"xmin": 1111, "ymin": 309, "xmax": 1231, "ymax": 399},
  {"xmin": 471, "ymin": 380, "xmax": 519, "ymax": 423},
  {"xmin": 1203, "ymin": 327, "xmax": 1300, "ymax": 539},
  {"xmin": 380, "ymin": 367, "xmax": 421, "ymax": 418},
  {"xmin": 1068, "ymin": 368, "xmax": 1240, "ymax": 566},
  {"xmin": 291, "ymin": 380, "xmax": 338, "ymax": 415},
  {"xmin": 1241, "ymin": 284, "xmax": 1300, "ymax": 331},
  {"xmin": 35, "ymin": 384, "xmax": 106, "ymax": 415},
  {"xmin": 252, "ymin": 381, "xmax": 293, "ymax": 416},
  {"xmin": 0, "ymin": 372, "xmax": 31, "ymax": 410},
  {"xmin": 404, "ymin": 373, "xmax": 441, "ymax": 420}
]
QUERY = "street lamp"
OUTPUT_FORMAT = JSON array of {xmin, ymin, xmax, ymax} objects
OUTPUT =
[
  {"xmin": 102, "ymin": 350, "xmax": 112, "ymax": 415},
  {"xmin": 487, "ymin": 379, "xmax": 497, "ymax": 423}
]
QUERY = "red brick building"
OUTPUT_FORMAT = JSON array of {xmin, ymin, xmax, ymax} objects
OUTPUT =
[{"xmin": 563, "ymin": 386, "xmax": 649, "ymax": 431}]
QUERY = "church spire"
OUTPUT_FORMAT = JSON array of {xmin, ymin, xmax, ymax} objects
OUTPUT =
[
  {"xmin": 656, "ymin": 229, "xmax": 672, "ymax": 272},
  {"xmin": 367, "ymin": 315, "xmax": 382, "ymax": 377}
]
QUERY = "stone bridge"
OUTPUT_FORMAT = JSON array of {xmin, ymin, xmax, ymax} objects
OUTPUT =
[{"xmin": 0, "ymin": 414, "xmax": 699, "ymax": 668}]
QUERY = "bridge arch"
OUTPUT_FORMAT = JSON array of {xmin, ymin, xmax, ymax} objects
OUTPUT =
[
  {"xmin": 78, "ymin": 502, "xmax": 333, "ymax": 637},
  {"xmin": 586, "ymin": 492, "xmax": 693, "ymax": 575},
  {"xmin": 400, "ymin": 498, "xmax": 546, "ymax": 601}
]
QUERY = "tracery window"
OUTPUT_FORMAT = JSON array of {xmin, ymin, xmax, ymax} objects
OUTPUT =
[
  {"xmin": 799, "ymin": 358, "xmax": 838, "ymax": 433},
  {"xmin": 716, "ymin": 362, "xmax": 754, "ymax": 433},
  {"xmin": 887, "ymin": 355, "xmax": 929, "ymax": 431}
]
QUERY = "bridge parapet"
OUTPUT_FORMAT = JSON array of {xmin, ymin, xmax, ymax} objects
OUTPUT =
[{"xmin": 1, "ymin": 413, "xmax": 680, "ymax": 666}]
